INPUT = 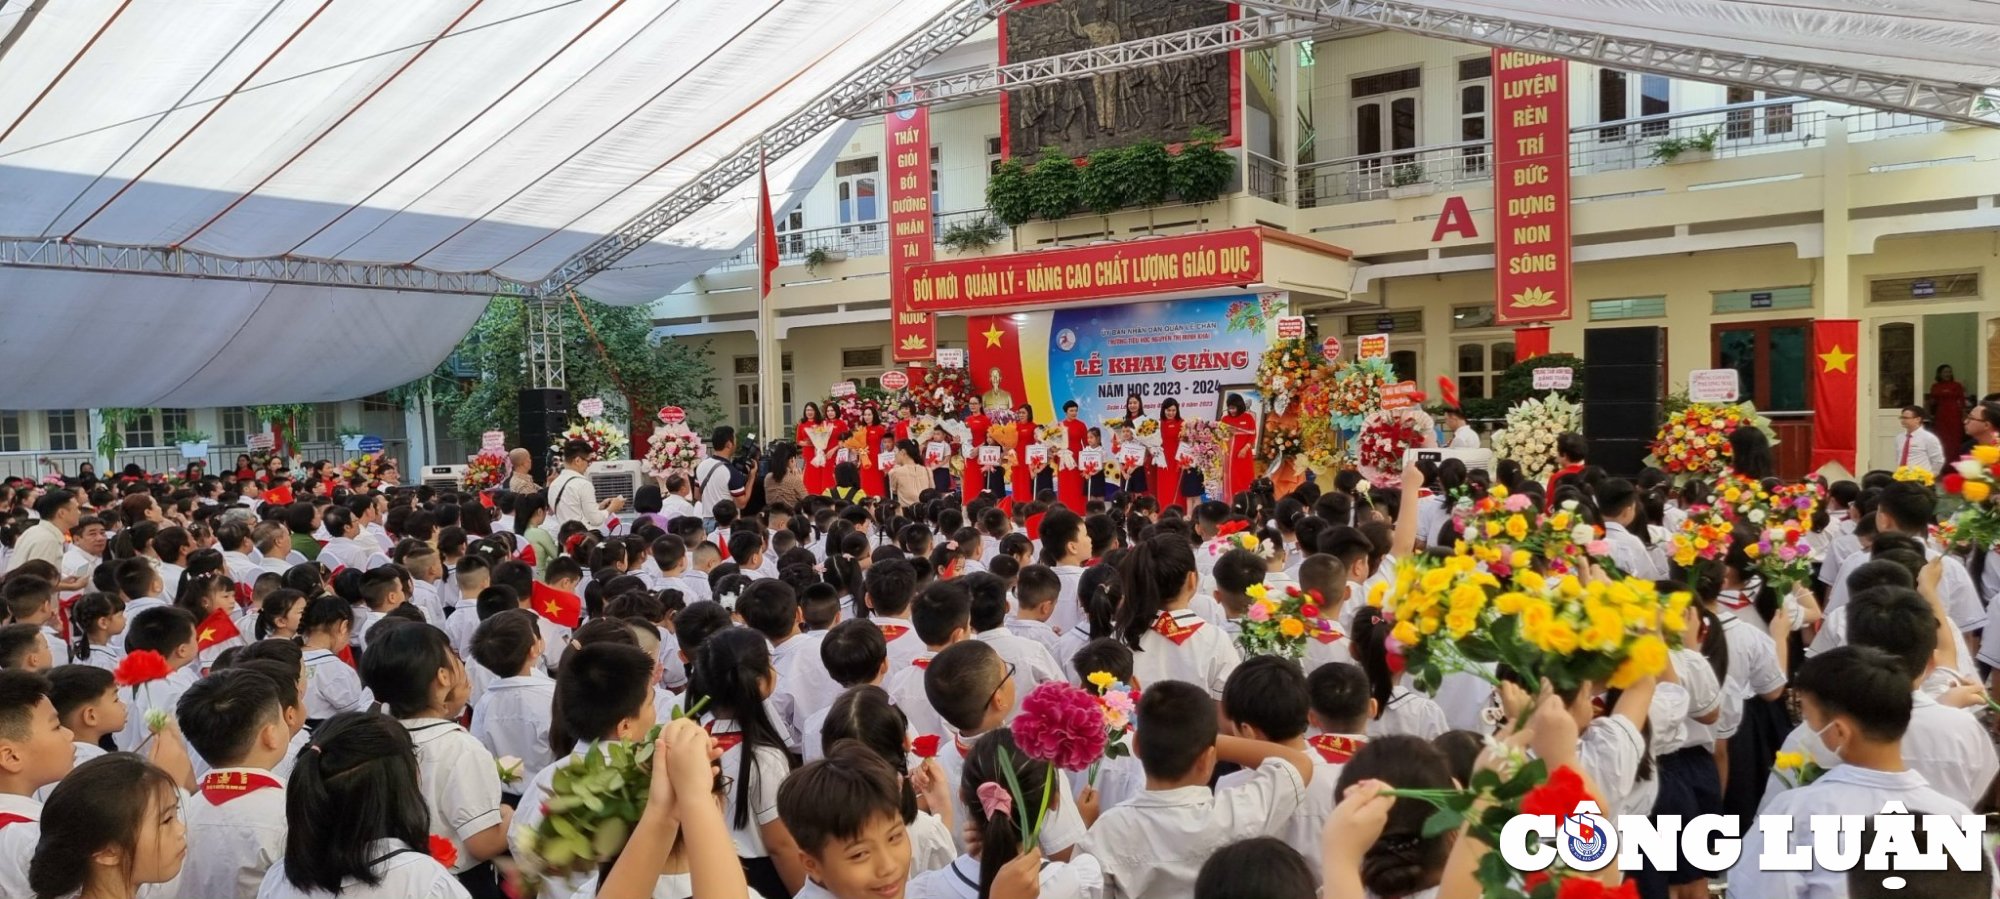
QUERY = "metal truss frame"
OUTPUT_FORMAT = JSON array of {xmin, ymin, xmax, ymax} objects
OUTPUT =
[
  {"xmin": 529, "ymin": 0, "xmax": 1021, "ymax": 299},
  {"xmin": 0, "ymin": 237, "xmax": 513, "ymax": 295},
  {"xmin": 1225, "ymin": 0, "xmax": 1999, "ymax": 126},
  {"xmin": 525, "ymin": 297, "xmax": 566, "ymax": 388},
  {"xmin": 837, "ymin": 14, "xmax": 1339, "ymax": 117}
]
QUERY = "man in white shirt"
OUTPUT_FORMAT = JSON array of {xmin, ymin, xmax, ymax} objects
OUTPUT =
[
  {"xmin": 1442, "ymin": 407, "xmax": 1479, "ymax": 449},
  {"xmin": 693, "ymin": 427, "xmax": 742, "ymax": 525},
  {"xmin": 8, "ymin": 488, "xmax": 78, "ymax": 577},
  {"xmin": 353, "ymin": 493, "xmax": 394, "ymax": 553},
  {"xmin": 546, "ymin": 439, "xmax": 624, "ymax": 533},
  {"xmin": 1895, "ymin": 406, "xmax": 1948, "ymax": 475},
  {"xmin": 317, "ymin": 507, "xmax": 375, "ymax": 573},
  {"xmin": 1730, "ymin": 645, "xmax": 1990, "ymax": 899},
  {"xmin": 60, "ymin": 515, "xmax": 107, "ymax": 599},
  {"xmin": 661, "ymin": 472, "xmax": 701, "ymax": 524}
]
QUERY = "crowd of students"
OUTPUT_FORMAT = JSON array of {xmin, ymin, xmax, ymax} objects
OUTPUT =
[{"xmin": 0, "ymin": 411, "xmax": 1998, "ymax": 899}]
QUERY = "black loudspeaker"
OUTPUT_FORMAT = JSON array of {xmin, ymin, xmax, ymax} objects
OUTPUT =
[
  {"xmin": 1582, "ymin": 326, "xmax": 1665, "ymax": 477},
  {"xmin": 517, "ymin": 388, "xmax": 570, "ymax": 483}
]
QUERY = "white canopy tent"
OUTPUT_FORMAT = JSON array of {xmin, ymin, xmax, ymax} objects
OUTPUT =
[{"xmin": 0, "ymin": 0, "xmax": 1995, "ymax": 407}]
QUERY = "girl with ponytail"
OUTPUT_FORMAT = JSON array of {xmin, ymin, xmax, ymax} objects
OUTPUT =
[
  {"xmin": 1323, "ymin": 736, "xmax": 1456, "ymax": 899},
  {"xmin": 260, "ymin": 712, "xmax": 466, "ymax": 898},
  {"xmin": 1349, "ymin": 605, "xmax": 1450, "ymax": 740},
  {"xmin": 906, "ymin": 728, "xmax": 1105, "ymax": 898},
  {"xmin": 69, "ymin": 592, "xmax": 126, "ymax": 672},
  {"xmin": 254, "ymin": 588, "xmax": 308, "ymax": 641},
  {"xmin": 29, "ymin": 754, "xmax": 184, "ymax": 899},
  {"xmin": 690, "ymin": 626, "xmax": 805, "ymax": 897},
  {"xmin": 1116, "ymin": 534, "xmax": 1239, "ymax": 698},
  {"xmin": 819, "ymin": 686, "xmax": 957, "ymax": 876},
  {"xmin": 1055, "ymin": 562, "xmax": 1122, "ymax": 681}
]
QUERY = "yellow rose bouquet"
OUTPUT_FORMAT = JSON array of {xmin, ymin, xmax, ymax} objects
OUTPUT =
[{"xmin": 1370, "ymin": 552, "xmax": 1688, "ymax": 697}]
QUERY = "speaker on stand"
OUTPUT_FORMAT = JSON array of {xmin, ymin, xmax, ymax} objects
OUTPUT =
[
  {"xmin": 1582, "ymin": 327, "xmax": 1665, "ymax": 477},
  {"xmin": 517, "ymin": 388, "xmax": 571, "ymax": 485}
]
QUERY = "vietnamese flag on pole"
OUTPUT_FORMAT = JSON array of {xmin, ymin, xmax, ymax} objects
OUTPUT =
[
  {"xmin": 758, "ymin": 148, "xmax": 779, "ymax": 301},
  {"xmin": 531, "ymin": 581, "xmax": 582, "ymax": 629},
  {"xmin": 1811, "ymin": 320, "xmax": 1860, "ymax": 472}
]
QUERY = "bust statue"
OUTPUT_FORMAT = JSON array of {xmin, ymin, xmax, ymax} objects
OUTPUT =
[{"xmin": 980, "ymin": 366, "xmax": 1015, "ymax": 414}]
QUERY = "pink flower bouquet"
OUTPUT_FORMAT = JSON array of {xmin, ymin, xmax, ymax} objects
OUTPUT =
[{"xmin": 1000, "ymin": 682, "xmax": 1108, "ymax": 844}]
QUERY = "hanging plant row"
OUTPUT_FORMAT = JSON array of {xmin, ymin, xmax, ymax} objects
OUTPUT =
[{"xmin": 985, "ymin": 127, "xmax": 1238, "ymax": 228}]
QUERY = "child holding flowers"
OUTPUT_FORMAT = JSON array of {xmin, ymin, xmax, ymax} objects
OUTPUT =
[{"xmin": 906, "ymin": 728, "xmax": 1106, "ymax": 899}]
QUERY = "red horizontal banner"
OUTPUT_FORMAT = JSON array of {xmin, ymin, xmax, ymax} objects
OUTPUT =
[{"xmin": 904, "ymin": 228, "xmax": 1263, "ymax": 312}]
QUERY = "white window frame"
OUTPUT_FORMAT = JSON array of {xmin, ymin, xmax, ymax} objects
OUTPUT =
[
  {"xmin": 835, "ymin": 156, "xmax": 881, "ymax": 235},
  {"xmin": 44, "ymin": 410, "xmax": 81, "ymax": 452},
  {"xmin": 1456, "ymin": 57, "xmax": 1490, "ymax": 176},
  {"xmin": 220, "ymin": 407, "xmax": 250, "ymax": 447},
  {"xmin": 1595, "ymin": 69, "xmax": 1672, "ymax": 141},
  {"xmin": 1453, "ymin": 338, "xmax": 1517, "ymax": 403},
  {"xmin": 841, "ymin": 347, "xmax": 888, "ymax": 392},
  {"xmin": 0, "ymin": 412, "xmax": 21, "ymax": 453}
]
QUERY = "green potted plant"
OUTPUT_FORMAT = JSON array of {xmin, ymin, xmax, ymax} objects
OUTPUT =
[
  {"xmin": 803, "ymin": 246, "xmax": 843, "ymax": 272},
  {"xmin": 940, "ymin": 215, "xmax": 1007, "ymax": 254},
  {"xmin": 1648, "ymin": 129, "xmax": 1720, "ymax": 163},
  {"xmin": 173, "ymin": 428, "xmax": 212, "ymax": 460},
  {"xmin": 1387, "ymin": 161, "xmax": 1432, "ymax": 198},
  {"xmin": 337, "ymin": 424, "xmax": 366, "ymax": 452}
]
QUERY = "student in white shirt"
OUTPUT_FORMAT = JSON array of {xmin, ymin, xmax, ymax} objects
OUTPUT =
[
  {"xmin": 1216, "ymin": 657, "xmax": 1344, "ymax": 880},
  {"xmin": 115, "ymin": 607, "xmax": 202, "ymax": 758},
  {"xmin": 469, "ymin": 609, "xmax": 558, "ymax": 778},
  {"xmin": 299, "ymin": 595, "xmax": 371, "ymax": 726},
  {"xmin": 737, "ymin": 579, "xmax": 810, "ymax": 754},
  {"xmin": 1055, "ymin": 563, "xmax": 1121, "ymax": 683},
  {"xmin": 966, "ymin": 573, "xmax": 1065, "ymax": 715},
  {"xmin": 770, "ymin": 743, "xmax": 929, "ymax": 899},
  {"xmin": 1894, "ymin": 405, "xmax": 1949, "ymax": 475},
  {"xmin": 1004, "ymin": 563, "xmax": 1062, "ymax": 652},
  {"xmin": 862, "ymin": 559, "xmax": 927, "ymax": 670},
  {"xmin": 257, "ymin": 711, "xmax": 475, "ymax": 899},
  {"xmin": 886, "ymin": 582, "xmax": 972, "ymax": 740},
  {"xmin": 799, "ymin": 620, "xmax": 891, "ymax": 763},
  {"xmin": 2, "ymin": 574, "xmax": 70, "ymax": 668},
  {"xmin": 358, "ymin": 623, "xmax": 510, "ymax": 894},
  {"xmin": 925, "ymin": 641, "xmax": 1090, "ymax": 861},
  {"xmin": 909, "ymin": 729, "xmax": 1107, "ymax": 899},
  {"xmin": 1597, "ymin": 478, "xmax": 1666, "ymax": 581},
  {"xmin": 1442, "ymin": 406, "xmax": 1480, "ymax": 449},
  {"xmin": 1730, "ymin": 645, "xmax": 1988, "ymax": 899},
  {"xmin": 177, "ymin": 669, "xmax": 292, "ymax": 899},
  {"xmin": 0, "ymin": 668, "xmax": 78, "ymax": 899},
  {"xmin": 38, "ymin": 665, "xmax": 124, "ymax": 804},
  {"xmin": 1080, "ymin": 679, "xmax": 1316, "ymax": 899},
  {"xmin": 318, "ymin": 506, "xmax": 376, "ymax": 574},
  {"xmin": 1039, "ymin": 512, "xmax": 1091, "ymax": 633},
  {"xmin": 816, "ymin": 687, "xmax": 956, "ymax": 877},
  {"xmin": 1767, "ymin": 584, "xmax": 1998, "ymax": 810},
  {"xmin": 67, "ymin": 592, "xmax": 127, "ymax": 673},
  {"xmin": 511, "ymin": 643, "xmax": 661, "ymax": 899},
  {"xmin": 690, "ymin": 627, "xmax": 806, "ymax": 898},
  {"xmin": 1120, "ymin": 535, "xmax": 1242, "ymax": 698},
  {"xmin": 1349, "ymin": 606, "xmax": 1450, "ymax": 741},
  {"xmin": 19, "ymin": 752, "xmax": 188, "ymax": 899}
]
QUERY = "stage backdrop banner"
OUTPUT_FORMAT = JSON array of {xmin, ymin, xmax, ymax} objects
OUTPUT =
[
  {"xmin": 906, "ymin": 229, "xmax": 1262, "ymax": 313},
  {"xmin": 888, "ymin": 92, "xmax": 936, "ymax": 361},
  {"xmin": 1492, "ymin": 49, "xmax": 1572, "ymax": 325}
]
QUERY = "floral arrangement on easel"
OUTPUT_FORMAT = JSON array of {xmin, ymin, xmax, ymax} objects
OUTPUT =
[
  {"xmin": 551, "ymin": 420, "xmax": 627, "ymax": 462},
  {"xmin": 1257, "ymin": 338, "xmax": 1329, "ymax": 416},
  {"xmin": 1644, "ymin": 401, "xmax": 1774, "ymax": 485},
  {"xmin": 1328, "ymin": 357, "xmax": 1395, "ymax": 430},
  {"xmin": 1491, "ymin": 394, "xmax": 1583, "ymax": 481},
  {"xmin": 1179, "ymin": 419, "xmax": 1234, "ymax": 494},
  {"xmin": 642, "ymin": 410, "xmax": 703, "ymax": 481},
  {"xmin": 915, "ymin": 365, "xmax": 973, "ymax": 417},
  {"xmin": 461, "ymin": 449, "xmax": 506, "ymax": 490}
]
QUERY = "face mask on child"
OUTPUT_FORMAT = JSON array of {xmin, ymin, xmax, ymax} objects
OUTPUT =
[{"xmin": 1801, "ymin": 720, "xmax": 1845, "ymax": 769}]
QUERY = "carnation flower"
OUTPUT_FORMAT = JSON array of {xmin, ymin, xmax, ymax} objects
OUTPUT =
[{"xmin": 1011, "ymin": 682, "xmax": 1110, "ymax": 773}]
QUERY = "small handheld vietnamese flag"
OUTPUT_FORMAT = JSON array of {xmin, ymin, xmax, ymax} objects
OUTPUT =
[
  {"xmin": 195, "ymin": 607, "xmax": 241, "ymax": 651},
  {"xmin": 531, "ymin": 581, "xmax": 582, "ymax": 629},
  {"xmin": 265, "ymin": 483, "xmax": 293, "ymax": 505}
]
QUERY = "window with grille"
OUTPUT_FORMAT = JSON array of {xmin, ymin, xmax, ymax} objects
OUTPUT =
[
  {"xmin": 1455, "ymin": 341, "xmax": 1516, "ymax": 401},
  {"xmin": 160, "ymin": 409, "xmax": 190, "ymax": 441},
  {"xmin": 1870, "ymin": 273, "xmax": 1978, "ymax": 303},
  {"xmin": 311, "ymin": 406, "xmax": 338, "ymax": 443},
  {"xmin": 0, "ymin": 412, "xmax": 20, "ymax": 453},
  {"xmin": 124, "ymin": 409, "xmax": 158, "ymax": 448},
  {"xmin": 842, "ymin": 348, "xmax": 885, "ymax": 369},
  {"xmin": 220, "ymin": 408, "xmax": 250, "ymax": 446},
  {"xmin": 986, "ymin": 137, "xmax": 1004, "ymax": 175},
  {"xmin": 45, "ymin": 410, "xmax": 80, "ymax": 452},
  {"xmin": 1352, "ymin": 68, "xmax": 1420, "ymax": 98},
  {"xmin": 1451, "ymin": 305, "xmax": 1497, "ymax": 331},
  {"xmin": 1590, "ymin": 297, "xmax": 1669, "ymax": 321}
]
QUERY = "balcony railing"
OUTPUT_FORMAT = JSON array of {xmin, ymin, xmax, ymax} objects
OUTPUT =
[
  {"xmin": 714, "ymin": 208, "xmax": 1010, "ymax": 271},
  {"xmin": 0, "ymin": 440, "xmax": 412, "ymax": 483},
  {"xmin": 1295, "ymin": 97, "xmax": 1946, "ymax": 208}
]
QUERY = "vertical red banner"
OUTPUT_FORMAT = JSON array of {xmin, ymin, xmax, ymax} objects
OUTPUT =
[
  {"xmin": 888, "ymin": 92, "xmax": 935, "ymax": 361},
  {"xmin": 1491, "ymin": 50, "xmax": 1571, "ymax": 325},
  {"xmin": 1811, "ymin": 319, "xmax": 1861, "ymax": 472}
]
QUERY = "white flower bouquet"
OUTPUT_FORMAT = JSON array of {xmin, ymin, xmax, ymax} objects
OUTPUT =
[{"xmin": 1490, "ymin": 394, "xmax": 1582, "ymax": 481}]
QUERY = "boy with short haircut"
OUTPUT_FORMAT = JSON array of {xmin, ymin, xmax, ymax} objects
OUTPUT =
[
  {"xmin": 685, "ymin": 541, "xmax": 721, "ymax": 604},
  {"xmin": 510, "ymin": 643, "xmax": 660, "ymax": 899},
  {"xmin": 728, "ymin": 530, "xmax": 769, "ymax": 580},
  {"xmin": 1198, "ymin": 548, "xmax": 1266, "ymax": 634},
  {"xmin": 541, "ymin": 557, "xmax": 586, "ymax": 669},
  {"xmin": 1007, "ymin": 564, "xmax": 1065, "ymax": 662},
  {"xmin": 1295, "ymin": 553, "xmax": 1353, "ymax": 672},
  {"xmin": 0, "ymin": 670, "xmax": 77, "ymax": 898},
  {"xmin": 38, "ymin": 664, "xmax": 121, "ymax": 801},
  {"xmin": 113, "ymin": 556, "xmax": 167, "ymax": 639},
  {"xmin": 863, "ymin": 559, "xmax": 925, "ymax": 669},
  {"xmin": 116, "ymin": 606, "xmax": 203, "ymax": 755},
  {"xmin": 1080, "ymin": 679, "xmax": 1315, "ymax": 899},
  {"xmin": 0, "ymin": 624, "xmax": 49, "ymax": 671},
  {"xmin": 799, "ymin": 582, "xmax": 842, "ymax": 633},
  {"xmin": 1069, "ymin": 638, "xmax": 1144, "ymax": 812},
  {"xmin": 1730, "ymin": 645, "xmax": 1977, "ymax": 898},
  {"xmin": 2, "ymin": 575, "xmax": 68, "ymax": 666},
  {"xmin": 355, "ymin": 566, "xmax": 407, "ymax": 648},
  {"xmin": 1218, "ymin": 656, "xmax": 1341, "ymax": 878},
  {"xmin": 471, "ymin": 608, "xmax": 556, "ymax": 777},
  {"xmin": 924, "ymin": 640, "xmax": 1087, "ymax": 859},
  {"xmin": 890, "ymin": 580, "xmax": 972, "ymax": 738},
  {"xmin": 401, "ymin": 543, "xmax": 446, "ymax": 622},
  {"xmin": 802, "ymin": 620, "xmax": 890, "ymax": 762},
  {"xmin": 443, "ymin": 555, "xmax": 493, "ymax": 659},
  {"xmin": 964, "ymin": 572, "xmax": 1063, "ymax": 716},
  {"xmin": 177, "ymin": 669, "xmax": 291, "ymax": 899},
  {"xmin": 776, "ymin": 742, "xmax": 914, "ymax": 899},
  {"xmin": 645, "ymin": 534, "xmax": 690, "ymax": 593},
  {"xmin": 232, "ymin": 655, "xmax": 310, "ymax": 779},
  {"xmin": 739, "ymin": 580, "xmax": 807, "ymax": 754}
]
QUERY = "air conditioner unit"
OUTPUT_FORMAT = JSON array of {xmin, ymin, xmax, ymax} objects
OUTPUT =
[
  {"xmin": 587, "ymin": 459, "xmax": 645, "ymax": 505},
  {"xmin": 421, "ymin": 465, "xmax": 466, "ymax": 493}
]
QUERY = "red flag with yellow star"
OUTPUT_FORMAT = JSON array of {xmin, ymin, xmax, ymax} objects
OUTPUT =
[
  {"xmin": 967, "ymin": 315, "xmax": 1027, "ymax": 415},
  {"xmin": 530, "ymin": 581, "xmax": 582, "ymax": 630},
  {"xmin": 1811, "ymin": 320, "xmax": 1860, "ymax": 471},
  {"xmin": 195, "ymin": 607, "xmax": 240, "ymax": 651}
]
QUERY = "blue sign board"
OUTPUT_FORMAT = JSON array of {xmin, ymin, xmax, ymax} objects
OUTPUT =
[{"xmin": 358, "ymin": 435, "xmax": 384, "ymax": 453}]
